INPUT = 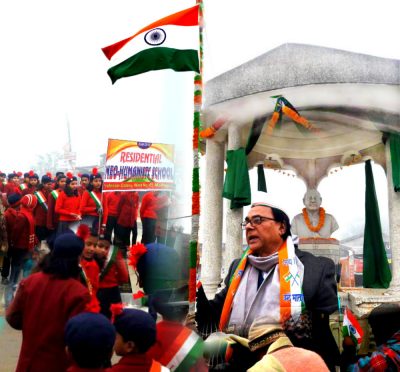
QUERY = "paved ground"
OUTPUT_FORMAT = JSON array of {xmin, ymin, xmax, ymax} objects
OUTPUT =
[{"xmin": 0, "ymin": 284, "xmax": 21, "ymax": 372}]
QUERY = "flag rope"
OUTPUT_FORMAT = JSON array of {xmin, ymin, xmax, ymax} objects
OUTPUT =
[{"xmin": 188, "ymin": 0, "xmax": 203, "ymax": 312}]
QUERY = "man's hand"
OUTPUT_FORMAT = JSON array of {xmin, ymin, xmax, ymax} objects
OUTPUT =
[{"xmin": 185, "ymin": 312, "xmax": 197, "ymax": 331}]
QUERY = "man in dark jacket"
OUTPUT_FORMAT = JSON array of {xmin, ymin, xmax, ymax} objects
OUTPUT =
[{"xmin": 196, "ymin": 202, "xmax": 339, "ymax": 371}]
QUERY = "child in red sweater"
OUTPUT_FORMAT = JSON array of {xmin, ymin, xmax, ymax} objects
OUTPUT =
[
  {"xmin": 95, "ymin": 238, "xmax": 129, "ymax": 319},
  {"xmin": 55, "ymin": 173, "xmax": 82, "ymax": 234},
  {"xmin": 80, "ymin": 168, "xmax": 108, "ymax": 236},
  {"xmin": 80, "ymin": 233, "xmax": 101, "ymax": 313}
]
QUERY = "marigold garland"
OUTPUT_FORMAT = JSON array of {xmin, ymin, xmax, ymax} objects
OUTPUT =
[{"xmin": 302, "ymin": 207, "xmax": 325, "ymax": 232}]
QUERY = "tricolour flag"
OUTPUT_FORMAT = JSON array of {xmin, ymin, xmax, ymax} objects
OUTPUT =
[
  {"xmin": 102, "ymin": 5, "xmax": 200, "ymax": 84},
  {"xmin": 342, "ymin": 307, "xmax": 363, "ymax": 345},
  {"xmin": 159, "ymin": 327, "xmax": 203, "ymax": 372}
]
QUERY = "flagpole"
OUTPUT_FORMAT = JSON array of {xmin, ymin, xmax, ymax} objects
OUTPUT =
[{"xmin": 188, "ymin": 0, "xmax": 203, "ymax": 314}]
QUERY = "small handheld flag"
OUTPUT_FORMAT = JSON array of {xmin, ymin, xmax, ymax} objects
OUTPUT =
[{"xmin": 342, "ymin": 307, "xmax": 363, "ymax": 346}]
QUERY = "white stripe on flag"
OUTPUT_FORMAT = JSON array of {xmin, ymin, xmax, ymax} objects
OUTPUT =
[
  {"xmin": 110, "ymin": 25, "xmax": 198, "ymax": 65},
  {"xmin": 166, "ymin": 331, "xmax": 199, "ymax": 370}
]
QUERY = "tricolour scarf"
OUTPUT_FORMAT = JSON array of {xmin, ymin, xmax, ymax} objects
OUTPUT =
[{"xmin": 219, "ymin": 237, "xmax": 305, "ymax": 332}]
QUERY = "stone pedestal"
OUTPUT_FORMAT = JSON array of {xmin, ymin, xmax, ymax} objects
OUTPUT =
[
  {"xmin": 299, "ymin": 237, "xmax": 340, "ymax": 264},
  {"xmin": 338, "ymin": 288, "xmax": 400, "ymax": 354}
]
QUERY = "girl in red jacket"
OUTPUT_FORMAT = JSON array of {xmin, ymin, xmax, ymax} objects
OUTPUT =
[
  {"xmin": 80, "ymin": 168, "xmax": 108, "ymax": 235},
  {"xmin": 47, "ymin": 173, "xmax": 67, "ymax": 233},
  {"xmin": 55, "ymin": 173, "xmax": 82, "ymax": 234},
  {"xmin": 95, "ymin": 237, "xmax": 129, "ymax": 318},
  {"xmin": 33, "ymin": 174, "xmax": 53, "ymax": 243}
]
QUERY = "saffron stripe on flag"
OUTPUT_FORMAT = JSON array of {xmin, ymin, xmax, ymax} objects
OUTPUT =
[{"xmin": 102, "ymin": 4, "xmax": 199, "ymax": 60}]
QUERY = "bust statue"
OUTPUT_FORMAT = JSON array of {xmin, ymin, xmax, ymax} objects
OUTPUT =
[{"xmin": 291, "ymin": 189, "xmax": 339, "ymax": 238}]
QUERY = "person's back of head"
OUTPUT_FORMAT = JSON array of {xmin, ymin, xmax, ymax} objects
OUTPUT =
[
  {"xmin": 368, "ymin": 302, "xmax": 400, "ymax": 346},
  {"xmin": 152, "ymin": 285, "xmax": 189, "ymax": 322},
  {"xmin": 65, "ymin": 312, "xmax": 115, "ymax": 369},
  {"xmin": 113, "ymin": 308, "xmax": 156, "ymax": 356}
]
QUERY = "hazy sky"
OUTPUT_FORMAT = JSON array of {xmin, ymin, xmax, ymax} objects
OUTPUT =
[
  {"xmin": 1, "ymin": 0, "xmax": 399, "ymax": 172},
  {"xmin": 0, "ymin": 0, "xmax": 398, "ymax": 237}
]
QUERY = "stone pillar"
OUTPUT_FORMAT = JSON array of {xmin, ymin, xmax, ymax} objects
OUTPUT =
[
  {"xmin": 385, "ymin": 138, "xmax": 400, "ymax": 292},
  {"xmin": 224, "ymin": 125, "xmax": 244, "ymax": 276},
  {"xmin": 201, "ymin": 139, "xmax": 225, "ymax": 299}
]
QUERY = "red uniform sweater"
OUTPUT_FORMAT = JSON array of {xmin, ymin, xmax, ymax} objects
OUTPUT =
[
  {"xmin": 55, "ymin": 191, "xmax": 81, "ymax": 222},
  {"xmin": 107, "ymin": 192, "xmax": 121, "ymax": 217},
  {"xmin": 7, "ymin": 209, "xmax": 36, "ymax": 250},
  {"xmin": 47, "ymin": 189, "xmax": 61, "ymax": 230},
  {"xmin": 33, "ymin": 189, "xmax": 49, "ymax": 227},
  {"xmin": 111, "ymin": 353, "xmax": 158, "ymax": 372},
  {"xmin": 6, "ymin": 272, "xmax": 90, "ymax": 372},
  {"xmin": 80, "ymin": 190, "xmax": 108, "ymax": 225},
  {"xmin": 140, "ymin": 192, "xmax": 169, "ymax": 220},
  {"xmin": 4, "ymin": 207, "xmax": 19, "ymax": 248},
  {"xmin": 81, "ymin": 258, "xmax": 101, "ymax": 313},
  {"xmin": 5, "ymin": 182, "xmax": 21, "ymax": 196},
  {"xmin": 99, "ymin": 250, "xmax": 129, "ymax": 288},
  {"xmin": 117, "ymin": 192, "xmax": 139, "ymax": 227}
]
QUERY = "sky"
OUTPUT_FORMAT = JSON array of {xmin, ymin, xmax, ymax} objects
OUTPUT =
[{"xmin": 0, "ymin": 0, "xmax": 399, "ymax": 237}]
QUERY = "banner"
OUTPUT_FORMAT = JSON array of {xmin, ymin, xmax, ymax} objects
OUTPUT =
[{"xmin": 103, "ymin": 139, "xmax": 174, "ymax": 192}]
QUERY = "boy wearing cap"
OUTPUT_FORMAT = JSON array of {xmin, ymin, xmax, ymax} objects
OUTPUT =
[
  {"xmin": 65, "ymin": 312, "xmax": 116, "ymax": 371},
  {"xmin": 95, "ymin": 238, "xmax": 129, "ymax": 318},
  {"xmin": 112, "ymin": 308, "xmax": 169, "ymax": 371}
]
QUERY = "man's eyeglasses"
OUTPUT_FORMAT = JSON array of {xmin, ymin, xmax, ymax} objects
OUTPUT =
[{"xmin": 241, "ymin": 215, "xmax": 277, "ymax": 229}]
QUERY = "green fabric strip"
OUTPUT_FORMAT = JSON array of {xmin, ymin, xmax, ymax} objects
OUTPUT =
[
  {"xmin": 390, "ymin": 133, "xmax": 400, "ymax": 192},
  {"xmin": 108, "ymin": 47, "xmax": 199, "ymax": 84},
  {"xmin": 192, "ymin": 168, "xmax": 200, "ymax": 192},
  {"xmin": 174, "ymin": 338, "xmax": 204, "ymax": 372},
  {"xmin": 193, "ymin": 112, "xmax": 200, "ymax": 127},
  {"xmin": 363, "ymin": 160, "xmax": 392, "ymax": 288},
  {"xmin": 222, "ymin": 148, "xmax": 251, "ymax": 209},
  {"xmin": 189, "ymin": 241, "xmax": 197, "ymax": 268},
  {"xmin": 257, "ymin": 164, "xmax": 267, "ymax": 192}
]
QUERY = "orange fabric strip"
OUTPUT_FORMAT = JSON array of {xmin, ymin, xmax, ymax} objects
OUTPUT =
[
  {"xmin": 219, "ymin": 249, "xmax": 252, "ymax": 331},
  {"xmin": 278, "ymin": 240, "xmax": 291, "ymax": 323}
]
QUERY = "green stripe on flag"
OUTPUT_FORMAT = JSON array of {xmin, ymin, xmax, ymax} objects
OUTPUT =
[
  {"xmin": 174, "ymin": 338, "xmax": 204, "ymax": 372},
  {"xmin": 108, "ymin": 47, "xmax": 199, "ymax": 84}
]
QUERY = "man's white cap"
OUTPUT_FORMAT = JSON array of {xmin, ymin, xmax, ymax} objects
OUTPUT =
[{"xmin": 250, "ymin": 201, "xmax": 289, "ymax": 218}]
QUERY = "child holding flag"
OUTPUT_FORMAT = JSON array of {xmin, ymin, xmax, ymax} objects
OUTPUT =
[{"xmin": 95, "ymin": 237, "xmax": 129, "ymax": 318}]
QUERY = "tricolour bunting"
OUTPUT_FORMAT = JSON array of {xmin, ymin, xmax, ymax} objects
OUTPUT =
[{"xmin": 102, "ymin": 5, "xmax": 199, "ymax": 83}]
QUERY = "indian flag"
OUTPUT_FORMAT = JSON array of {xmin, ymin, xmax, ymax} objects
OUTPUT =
[
  {"xmin": 342, "ymin": 307, "xmax": 363, "ymax": 346},
  {"xmin": 102, "ymin": 5, "xmax": 200, "ymax": 84},
  {"xmin": 159, "ymin": 327, "xmax": 203, "ymax": 372}
]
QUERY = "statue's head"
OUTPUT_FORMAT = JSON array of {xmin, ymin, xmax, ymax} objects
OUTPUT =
[{"xmin": 303, "ymin": 189, "xmax": 322, "ymax": 211}]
